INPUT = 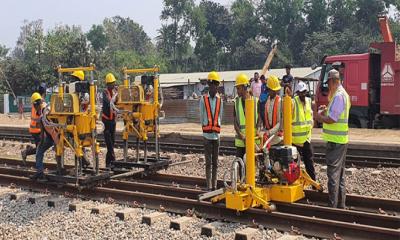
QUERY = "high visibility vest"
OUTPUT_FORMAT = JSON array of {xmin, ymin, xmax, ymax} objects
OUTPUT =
[
  {"xmin": 292, "ymin": 96, "xmax": 312, "ymax": 144},
  {"xmin": 264, "ymin": 95, "xmax": 282, "ymax": 134},
  {"xmin": 322, "ymin": 86, "xmax": 351, "ymax": 144},
  {"xmin": 102, "ymin": 89, "xmax": 115, "ymax": 121},
  {"xmin": 202, "ymin": 95, "xmax": 221, "ymax": 133},
  {"xmin": 29, "ymin": 104, "xmax": 41, "ymax": 134},
  {"xmin": 234, "ymin": 97, "xmax": 260, "ymax": 147}
]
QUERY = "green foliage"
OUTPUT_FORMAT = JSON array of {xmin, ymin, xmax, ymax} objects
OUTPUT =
[
  {"xmin": 301, "ymin": 29, "xmax": 378, "ymax": 65},
  {"xmin": 230, "ymin": 0, "xmax": 259, "ymax": 49},
  {"xmin": 1, "ymin": 0, "xmax": 400, "ymax": 96},
  {"xmin": 87, "ymin": 24, "xmax": 107, "ymax": 51},
  {"xmin": 231, "ymin": 38, "xmax": 267, "ymax": 70},
  {"xmin": 159, "ymin": 0, "xmax": 195, "ymax": 72},
  {"xmin": 194, "ymin": 31, "xmax": 219, "ymax": 71},
  {"xmin": 0, "ymin": 45, "xmax": 9, "ymax": 60}
]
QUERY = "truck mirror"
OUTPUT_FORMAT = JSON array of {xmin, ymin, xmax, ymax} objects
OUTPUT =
[{"xmin": 311, "ymin": 64, "xmax": 318, "ymax": 70}]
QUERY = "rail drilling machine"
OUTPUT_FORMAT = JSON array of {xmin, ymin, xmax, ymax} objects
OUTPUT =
[{"xmin": 201, "ymin": 93, "xmax": 321, "ymax": 211}]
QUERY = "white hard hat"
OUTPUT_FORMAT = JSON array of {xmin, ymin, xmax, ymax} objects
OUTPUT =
[{"xmin": 295, "ymin": 81, "xmax": 307, "ymax": 93}]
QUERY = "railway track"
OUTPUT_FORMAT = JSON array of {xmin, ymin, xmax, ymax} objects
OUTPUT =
[
  {"xmin": 0, "ymin": 131, "xmax": 399, "ymax": 168},
  {"xmin": 0, "ymin": 163, "xmax": 398, "ymax": 240}
]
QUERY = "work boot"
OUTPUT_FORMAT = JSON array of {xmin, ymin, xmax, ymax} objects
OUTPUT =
[
  {"xmin": 29, "ymin": 172, "xmax": 45, "ymax": 180},
  {"xmin": 21, "ymin": 150, "xmax": 27, "ymax": 166}
]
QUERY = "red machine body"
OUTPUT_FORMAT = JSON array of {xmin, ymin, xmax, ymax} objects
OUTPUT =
[
  {"xmin": 315, "ymin": 16, "xmax": 400, "ymax": 128},
  {"xmin": 283, "ymin": 162, "xmax": 300, "ymax": 184}
]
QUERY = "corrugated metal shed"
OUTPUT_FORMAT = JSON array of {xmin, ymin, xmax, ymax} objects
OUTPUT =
[{"xmin": 159, "ymin": 67, "xmax": 320, "ymax": 87}]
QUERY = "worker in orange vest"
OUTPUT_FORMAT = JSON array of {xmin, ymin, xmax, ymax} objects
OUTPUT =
[
  {"xmin": 21, "ymin": 92, "xmax": 45, "ymax": 165},
  {"xmin": 102, "ymin": 73, "xmax": 118, "ymax": 168},
  {"xmin": 264, "ymin": 75, "xmax": 283, "ymax": 146},
  {"xmin": 199, "ymin": 71, "xmax": 223, "ymax": 191}
]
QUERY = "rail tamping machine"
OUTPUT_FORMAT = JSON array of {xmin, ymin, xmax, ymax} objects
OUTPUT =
[
  {"xmin": 203, "ymin": 93, "xmax": 321, "ymax": 211},
  {"xmin": 112, "ymin": 67, "xmax": 170, "ymax": 173},
  {"xmin": 43, "ymin": 65, "xmax": 110, "ymax": 186}
]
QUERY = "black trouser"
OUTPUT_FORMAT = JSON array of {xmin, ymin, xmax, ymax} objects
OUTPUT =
[
  {"xmin": 259, "ymin": 101, "xmax": 266, "ymax": 125},
  {"xmin": 326, "ymin": 142, "xmax": 348, "ymax": 208},
  {"xmin": 236, "ymin": 147, "xmax": 246, "ymax": 180},
  {"xmin": 204, "ymin": 138, "xmax": 220, "ymax": 190},
  {"xmin": 25, "ymin": 133, "xmax": 41, "ymax": 156},
  {"xmin": 103, "ymin": 119, "xmax": 116, "ymax": 165},
  {"xmin": 294, "ymin": 141, "xmax": 316, "ymax": 181}
]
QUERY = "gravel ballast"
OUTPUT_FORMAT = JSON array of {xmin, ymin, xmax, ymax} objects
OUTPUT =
[{"xmin": 0, "ymin": 187, "xmax": 313, "ymax": 240}]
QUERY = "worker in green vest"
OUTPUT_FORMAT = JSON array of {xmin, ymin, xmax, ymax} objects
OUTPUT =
[
  {"xmin": 292, "ymin": 81, "xmax": 315, "ymax": 180},
  {"xmin": 315, "ymin": 69, "xmax": 351, "ymax": 208},
  {"xmin": 233, "ymin": 73, "xmax": 261, "ymax": 178}
]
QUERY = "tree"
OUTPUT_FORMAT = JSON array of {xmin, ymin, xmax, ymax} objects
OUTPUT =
[
  {"xmin": 300, "ymin": 29, "xmax": 377, "ymax": 65},
  {"xmin": 87, "ymin": 24, "xmax": 107, "ymax": 51},
  {"xmin": 230, "ymin": 0, "xmax": 259, "ymax": 50},
  {"xmin": 231, "ymin": 38, "xmax": 268, "ymax": 70},
  {"xmin": 258, "ymin": 0, "xmax": 305, "ymax": 65},
  {"xmin": 304, "ymin": 0, "xmax": 328, "ymax": 32},
  {"xmin": 103, "ymin": 16, "xmax": 152, "ymax": 55},
  {"xmin": 329, "ymin": 0, "xmax": 357, "ymax": 32},
  {"xmin": 199, "ymin": 0, "xmax": 231, "ymax": 47},
  {"xmin": 194, "ymin": 31, "xmax": 219, "ymax": 71},
  {"xmin": 160, "ymin": 0, "xmax": 195, "ymax": 71},
  {"xmin": 0, "ymin": 45, "xmax": 9, "ymax": 60}
]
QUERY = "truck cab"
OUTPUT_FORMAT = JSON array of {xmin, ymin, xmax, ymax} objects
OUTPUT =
[{"xmin": 315, "ymin": 16, "xmax": 400, "ymax": 128}]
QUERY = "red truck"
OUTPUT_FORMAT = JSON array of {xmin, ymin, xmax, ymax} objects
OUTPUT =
[{"xmin": 315, "ymin": 16, "xmax": 400, "ymax": 128}]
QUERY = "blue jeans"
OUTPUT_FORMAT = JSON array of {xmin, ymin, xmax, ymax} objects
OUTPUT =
[{"xmin": 35, "ymin": 134, "xmax": 54, "ymax": 173}]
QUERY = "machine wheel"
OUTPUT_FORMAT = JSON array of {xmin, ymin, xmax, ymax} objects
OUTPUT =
[{"xmin": 268, "ymin": 203, "xmax": 277, "ymax": 212}]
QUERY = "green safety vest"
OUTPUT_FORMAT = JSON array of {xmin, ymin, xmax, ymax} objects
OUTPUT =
[
  {"xmin": 322, "ymin": 86, "xmax": 351, "ymax": 144},
  {"xmin": 292, "ymin": 96, "xmax": 312, "ymax": 144},
  {"xmin": 234, "ymin": 97, "xmax": 260, "ymax": 147}
]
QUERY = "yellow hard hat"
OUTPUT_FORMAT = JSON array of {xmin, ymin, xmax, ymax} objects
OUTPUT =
[
  {"xmin": 267, "ymin": 75, "xmax": 281, "ymax": 91},
  {"xmin": 71, "ymin": 70, "xmax": 85, "ymax": 81},
  {"xmin": 31, "ymin": 92, "xmax": 42, "ymax": 103},
  {"xmin": 207, "ymin": 71, "xmax": 221, "ymax": 82},
  {"xmin": 235, "ymin": 73, "xmax": 250, "ymax": 87},
  {"xmin": 105, "ymin": 73, "xmax": 116, "ymax": 84}
]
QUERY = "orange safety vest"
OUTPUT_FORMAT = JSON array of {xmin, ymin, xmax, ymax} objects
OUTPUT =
[
  {"xmin": 202, "ymin": 95, "xmax": 221, "ymax": 133},
  {"xmin": 102, "ymin": 89, "xmax": 115, "ymax": 121},
  {"xmin": 29, "ymin": 104, "xmax": 41, "ymax": 134},
  {"xmin": 264, "ymin": 96, "xmax": 283, "ymax": 136}
]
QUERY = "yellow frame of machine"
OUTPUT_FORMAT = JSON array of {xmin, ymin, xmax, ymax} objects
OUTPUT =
[
  {"xmin": 211, "ymin": 95, "xmax": 321, "ymax": 212},
  {"xmin": 116, "ymin": 66, "xmax": 161, "ymax": 162},
  {"xmin": 47, "ymin": 64, "xmax": 100, "ymax": 179}
]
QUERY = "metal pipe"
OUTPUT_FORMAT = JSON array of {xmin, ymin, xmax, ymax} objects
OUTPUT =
[
  {"xmin": 245, "ymin": 97, "xmax": 255, "ymax": 187},
  {"xmin": 231, "ymin": 161, "xmax": 238, "ymax": 193},
  {"xmin": 136, "ymin": 138, "xmax": 140, "ymax": 162},
  {"xmin": 283, "ymin": 94, "xmax": 292, "ymax": 146},
  {"xmin": 144, "ymin": 141, "xmax": 148, "ymax": 162},
  {"xmin": 123, "ymin": 140, "xmax": 128, "ymax": 162},
  {"xmin": 110, "ymin": 169, "xmax": 143, "ymax": 179}
]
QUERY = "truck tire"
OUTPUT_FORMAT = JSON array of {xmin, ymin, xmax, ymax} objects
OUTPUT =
[{"xmin": 349, "ymin": 116, "xmax": 361, "ymax": 128}]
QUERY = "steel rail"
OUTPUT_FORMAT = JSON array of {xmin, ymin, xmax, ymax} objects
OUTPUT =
[
  {"xmin": 0, "ymin": 171, "xmax": 398, "ymax": 240},
  {"xmin": 0, "ymin": 131, "xmax": 398, "ymax": 168},
  {"xmin": 0, "ymin": 156, "xmax": 398, "ymax": 215}
]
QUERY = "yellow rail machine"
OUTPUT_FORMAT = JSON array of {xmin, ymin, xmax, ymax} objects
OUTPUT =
[
  {"xmin": 43, "ymin": 64, "xmax": 110, "ymax": 186},
  {"xmin": 112, "ymin": 66, "xmax": 170, "ymax": 173},
  {"xmin": 201, "ymin": 93, "xmax": 321, "ymax": 211}
]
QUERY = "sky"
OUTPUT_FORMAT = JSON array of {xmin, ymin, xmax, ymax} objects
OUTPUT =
[{"xmin": 0, "ymin": 0, "xmax": 232, "ymax": 48}]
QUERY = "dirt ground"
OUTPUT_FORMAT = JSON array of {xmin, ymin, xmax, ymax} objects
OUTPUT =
[{"xmin": 1, "ymin": 113, "xmax": 399, "ymax": 144}]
